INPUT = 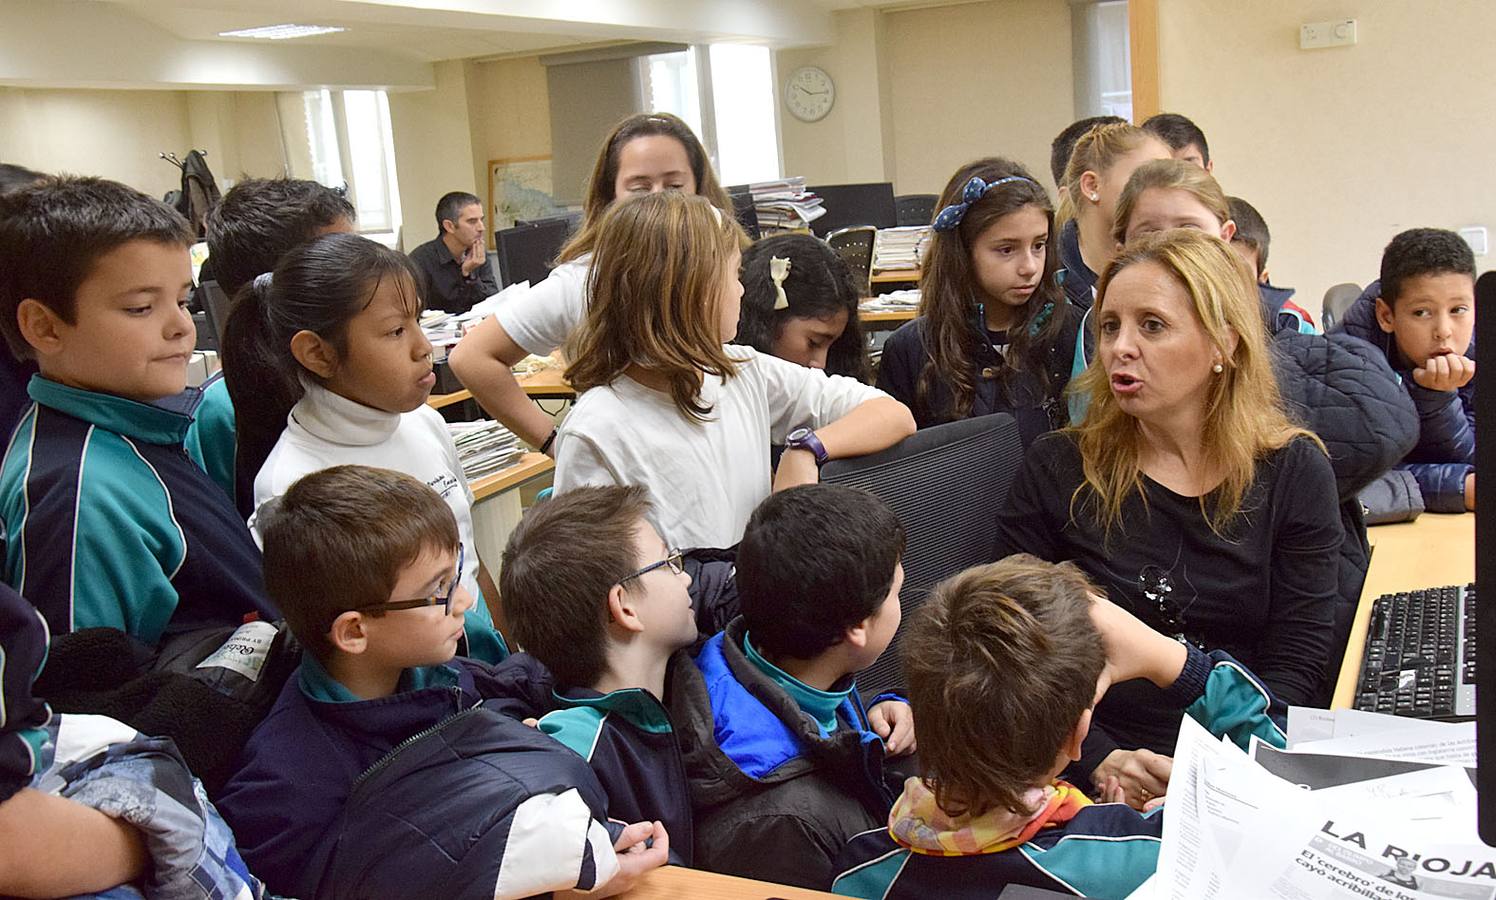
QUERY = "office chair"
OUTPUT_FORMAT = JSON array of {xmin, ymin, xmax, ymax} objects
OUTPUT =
[
  {"xmin": 1320, "ymin": 282, "xmax": 1363, "ymax": 332},
  {"xmin": 826, "ymin": 226, "xmax": 877, "ymax": 296},
  {"xmin": 196, "ymin": 280, "xmax": 232, "ymax": 350},
  {"xmin": 894, "ymin": 194, "xmax": 938, "ymax": 227},
  {"xmin": 822, "ymin": 413, "xmax": 1025, "ymax": 697}
]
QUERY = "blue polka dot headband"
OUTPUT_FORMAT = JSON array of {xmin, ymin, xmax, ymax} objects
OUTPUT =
[{"xmin": 931, "ymin": 175, "xmax": 1040, "ymax": 232}]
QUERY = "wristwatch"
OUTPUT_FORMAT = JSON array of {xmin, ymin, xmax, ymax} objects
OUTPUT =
[{"xmin": 784, "ymin": 427, "xmax": 829, "ymax": 466}]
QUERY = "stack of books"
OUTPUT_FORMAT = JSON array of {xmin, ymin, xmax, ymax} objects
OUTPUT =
[
  {"xmin": 448, "ymin": 420, "xmax": 526, "ymax": 481},
  {"xmin": 872, "ymin": 226, "xmax": 929, "ymax": 273},
  {"xmin": 748, "ymin": 177, "xmax": 825, "ymax": 232}
]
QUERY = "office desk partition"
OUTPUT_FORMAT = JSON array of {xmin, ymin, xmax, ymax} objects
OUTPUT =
[{"xmin": 1331, "ymin": 513, "xmax": 1475, "ymax": 708}]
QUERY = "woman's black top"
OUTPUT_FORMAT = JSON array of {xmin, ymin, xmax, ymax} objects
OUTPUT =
[{"xmin": 994, "ymin": 430, "xmax": 1342, "ymax": 776}]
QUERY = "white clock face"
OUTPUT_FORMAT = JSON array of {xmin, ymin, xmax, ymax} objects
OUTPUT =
[{"xmin": 786, "ymin": 66, "xmax": 835, "ymax": 122}]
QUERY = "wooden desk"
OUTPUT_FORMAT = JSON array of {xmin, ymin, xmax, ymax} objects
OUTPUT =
[
  {"xmin": 427, "ymin": 366, "xmax": 576, "ymax": 410},
  {"xmin": 871, "ymin": 269, "xmax": 919, "ymax": 284},
  {"xmin": 1331, "ymin": 513, "xmax": 1475, "ymax": 708},
  {"xmin": 469, "ymin": 451, "xmax": 554, "ymax": 502},
  {"xmin": 858, "ymin": 307, "xmax": 917, "ymax": 325},
  {"xmin": 625, "ymin": 865, "xmax": 840, "ymax": 898}
]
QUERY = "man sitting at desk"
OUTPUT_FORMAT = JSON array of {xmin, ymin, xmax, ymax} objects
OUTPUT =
[{"xmin": 408, "ymin": 191, "xmax": 498, "ymax": 313}]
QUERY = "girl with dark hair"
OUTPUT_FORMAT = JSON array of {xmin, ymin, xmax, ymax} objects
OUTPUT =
[
  {"xmin": 449, "ymin": 112, "xmax": 734, "ymax": 454},
  {"xmin": 221, "ymin": 232, "xmax": 507, "ymax": 663},
  {"xmin": 735, "ymin": 234, "xmax": 870, "ymax": 381},
  {"xmin": 877, "ymin": 158, "xmax": 1081, "ymax": 444}
]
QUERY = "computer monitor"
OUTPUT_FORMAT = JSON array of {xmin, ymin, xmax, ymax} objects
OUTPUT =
[
  {"xmin": 729, "ymin": 190, "xmax": 761, "ymax": 241},
  {"xmin": 1475, "ymin": 269, "xmax": 1494, "ymax": 844},
  {"xmin": 495, "ymin": 219, "xmax": 571, "ymax": 288},
  {"xmin": 806, "ymin": 182, "xmax": 897, "ymax": 237}
]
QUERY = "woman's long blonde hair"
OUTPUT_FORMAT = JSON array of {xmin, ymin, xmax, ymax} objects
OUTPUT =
[
  {"xmin": 1056, "ymin": 122, "xmax": 1156, "ymax": 225},
  {"xmin": 557, "ymin": 112, "xmax": 733, "ymax": 265},
  {"xmin": 1069, "ymin": 229, "xmax": 1321, "ymax": 536},
  {"xmin": 566, "ymin": 191, "xmax": 746, "ymax": 420},
  {"xmin": 1111, "ymin": 159, "xmax": 1231, "ymax": 245}
]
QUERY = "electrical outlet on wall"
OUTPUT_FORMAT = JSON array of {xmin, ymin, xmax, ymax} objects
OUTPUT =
[
  {"xmin": 1300, "ymin": 19, "xmax": 1357, "ymax": 50},
  {"xmin": 1459, "ymin": 227, "xmax": 1489, "ymax": 257}
]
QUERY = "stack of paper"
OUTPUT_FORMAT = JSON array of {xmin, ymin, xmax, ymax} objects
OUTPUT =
[
  {"xmin": 873, "ymin": 226, "xmax": 930, "ymax": 272},
  {"xmin": 1136, "ymin": 708, "xmax": 1481, "ymax": 900},
  {"xmin": 859, "ymin": 288, "xmax": 921, "ymax": 312},
  {"xmin": 448, "ymin": 419, "xmax": 526, "ymax": 481},
  {"xmin": 749, "ymin": 177, "xmax": 825, "ymax": 231}
]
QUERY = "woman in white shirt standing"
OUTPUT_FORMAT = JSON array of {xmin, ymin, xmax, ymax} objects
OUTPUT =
[
  {"xmin": 554, "ymin": 192, "xmax": 915, "ymax": 549},
  {"xmin": 449, "ymin": 113, "xmax": 734, "ymax": 454}
]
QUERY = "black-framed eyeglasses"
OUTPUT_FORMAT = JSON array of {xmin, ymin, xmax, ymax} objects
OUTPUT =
[
  {"xmin": 619, "ymin": 549, "xmax": 685, "ymax": 585},
  {"xmin": 357, "ymin": 543, "xmax": 465, "ymax": 616}
]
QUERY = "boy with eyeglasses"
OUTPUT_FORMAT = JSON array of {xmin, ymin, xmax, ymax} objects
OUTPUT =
[
  {"xmin": 218, "ymin": 466, "xmax": 668, "ymax": 899},
  {"xmin": 499, "ymin": 484, "xmax": 705, "ymax": 865}
]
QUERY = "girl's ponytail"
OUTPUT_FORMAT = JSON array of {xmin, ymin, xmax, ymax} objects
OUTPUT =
[{"xmin": 221, "ymin": 273, "xmax": 301, "ymax": 514}]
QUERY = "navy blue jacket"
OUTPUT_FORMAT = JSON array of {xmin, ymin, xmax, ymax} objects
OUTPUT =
[
  {"xmin": 876, "ymin": 303, "xmax": 1081, "ymax": 444},
  {"xmin": 218, "ymin": 653, "xmax": 614, "ymax": 899},
  {"xmin": 1338, "ymin": 281, "xmax": 1475, "ymax": 513},
  {"xmin": 668, "ymin": 617, "xmax": 902, "ymax": 890},
  {"xmin": 0, "ymin": 579, "xmax": 49, "ymax": 805},
  {"xmin": 539, "ymin": 670, "xmax": 695, "ymax": 865}
]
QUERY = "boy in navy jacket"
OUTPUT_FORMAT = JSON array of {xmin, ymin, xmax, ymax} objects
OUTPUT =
[
  {"xmin": 830, "ymin": 555, "xmax": 1288, "ymax": 900},
  {"xmin": 217, "ymin": 465, "xmax": 666, "ymax": 899},
  {"xmin": 1339, "ymin": 228, "xmax": 1477, "ymax": 512},
  {"xmin": 669, "ymin": 484, "xmax": 917, "ymax": 889},
  {"xmin": 0, "ymin": 176, "xmax": 276, "ymax": 643},
  {"xmin": 500, "ymin": 484, "xmax": 705, "ymax": 864}
]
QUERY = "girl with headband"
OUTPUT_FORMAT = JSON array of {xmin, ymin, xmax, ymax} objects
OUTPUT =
[{"xmin": 877, "ymin": 157, "xmax": 1082, "ymax": 444}]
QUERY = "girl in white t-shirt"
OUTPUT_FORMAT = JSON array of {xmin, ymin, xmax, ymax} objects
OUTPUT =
[
  {"xmin": 553, "ymin": 192, "xmax": 916, "ymax": 549},
  {"xmin": 449, "ymin": 112, "xmax": 733, "ymax": 454},
  {"xmin": 221, "ymin": 232, "xmax": 508, "ymax": 663}
]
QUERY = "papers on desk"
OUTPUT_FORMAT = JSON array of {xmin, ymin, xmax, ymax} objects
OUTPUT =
[
  {"xmin": 748, "ymin": 177, "xmax": 825, "ymax": 231},
  {"xmin": 448, "ymin": 419, "xmax": 526, "ymax": 481},
  {"xmin": 1141, "ymin": 711, "xmax": 1485, "ymax": 900},
  {"xmin": 873, "ymin": 226, "xmax": 930, "ymax": 273}
]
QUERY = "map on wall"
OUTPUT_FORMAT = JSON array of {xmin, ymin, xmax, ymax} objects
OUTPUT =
[{"xmin": 488, "ymin": 156, "xmax": 560, "ymax": 231}]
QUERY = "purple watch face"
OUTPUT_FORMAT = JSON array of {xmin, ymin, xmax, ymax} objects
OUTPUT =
[{"xmin": 786, "ymin": 428, "xmax": 828, "ymax": 464}]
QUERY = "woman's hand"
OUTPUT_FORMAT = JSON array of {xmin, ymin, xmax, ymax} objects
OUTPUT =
[{"xmin": 1092, "ymin": 748, "xmax": 1172, "ymax": 810}]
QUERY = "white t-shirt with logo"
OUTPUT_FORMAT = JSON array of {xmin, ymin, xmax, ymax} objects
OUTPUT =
[{"xmin": 554, "ymin": 346, "xmax": 889, "ymax": 549}]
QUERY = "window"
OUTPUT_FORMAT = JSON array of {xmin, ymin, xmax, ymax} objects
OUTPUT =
[
  {"xmin": 1072, "ymin": 0, "xmax": 1132, "ymax": 121},
  {"xmin": 636, "ymin": 44, "xmax": 781, "ymax": 186},
  {"xmin": 278, "ymin": 88, "xmax": 403, "ymax": 243}
]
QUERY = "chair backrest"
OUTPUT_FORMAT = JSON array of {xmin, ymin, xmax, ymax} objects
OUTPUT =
[
  {"xmin": 822, "ymin": 413, "xmax": 1025, "ymax": 697},
  {"xmin": 1320, "ymin": 282, "xmax": 1363, "ymax": 332},
  {"xmin": 495, "ymin": 219, "xmax": 571, "ymax": 288},
  {"xmin": 807, "ymin": 182, "xmax": 897, "ymax": 237},
  {"xmin": 198, "ymin": 279, "xmax": 232, "ymax": 349},
  {"xmin": 826, "ymin": 226, "xmax": 876, "ymax": 296},
  {"xmin": 894, "ymin": 194, "xmax": 938, "ymax": 227}
]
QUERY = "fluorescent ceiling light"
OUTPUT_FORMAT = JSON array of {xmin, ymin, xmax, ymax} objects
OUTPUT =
[{"xmin": 218, "ymin": 24, "xmax": 346, "ymax": 40}]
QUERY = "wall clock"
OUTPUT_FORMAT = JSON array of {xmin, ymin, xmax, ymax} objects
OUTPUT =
[{"xmin": 785, "ymin": 65, "xmax": 835, "ymax": 122}]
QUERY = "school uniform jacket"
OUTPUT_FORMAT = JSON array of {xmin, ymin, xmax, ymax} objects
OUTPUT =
[
  {"xmin": 182, "ymin": 373, "xmax": 239, "ymax": 510},
  {"xmin": 668, "ymin": 617, "xmax": 903, "ymax": 890},
  {"xmin": 1, "ymin": 376, "xmax": 277, "ymax": 644},
  {"xmin": 219, "ymin": 654, "xmax": 619, "ymax": 900},
  {"xmin": 0, "ymin": 579, "xmax": 50, "ymax": 805},
  {"xmin": 539, "ymin": 669, "xmax": 695, "ymax": 865},
  {"xmin": 830, "ymin": 647, "xmax": 1287, "ymax": 900},
  {"xmin": 1338, "ymin": 281, "xmax": 1476, "ymax": 513}
]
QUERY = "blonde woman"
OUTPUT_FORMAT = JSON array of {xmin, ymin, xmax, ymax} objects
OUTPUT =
[
  {"xmin": 554, "ymin": 191, "xmax": 914, "ymax": 549},
  {"xmin": 994, "ymin": 230, "xmax": 1340, "ymax": 808},
  {"xmin": 1056, "ymin": 122, "xmax": 1171, "ymax": 311},
  {"xmin": 448, "ymin": 112, "xmax": 733, "ymax": 455}
]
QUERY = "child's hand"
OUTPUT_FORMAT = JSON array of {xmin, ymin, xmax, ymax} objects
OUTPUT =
[
  {"xmin": 868, "ymin": 700, "xmax": 917, "ymax": 755},
  {"xmin": 572, "ymin": 820, "xmax": 669, "ymax": 898},
  {"xmin": 1088, "ymin": 592, "xmax": 1187, "ymax": 691},
  {"xmin": 1413, "ymin": 354, "xmax": 1475, "ymax": 392}
]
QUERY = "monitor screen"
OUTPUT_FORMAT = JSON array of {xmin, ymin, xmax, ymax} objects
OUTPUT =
[
  {"xmin": 495, "ymin": 219, "xmax": 570, "ymax": 288},
  {"xmin": 806, "ymin": 182, "xmax": 897, "ymax": 237},
  {"xmin": 1476, "ymin": 269, "xmax": 1494, "ymax": 845}
]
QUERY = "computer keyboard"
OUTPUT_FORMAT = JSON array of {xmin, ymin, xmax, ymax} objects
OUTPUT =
[{"xmin": 1353, "ymin": 583, "xmax": 1476, "ymax": 719}]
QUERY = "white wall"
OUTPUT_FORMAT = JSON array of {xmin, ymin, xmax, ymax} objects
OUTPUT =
[
  {"xmin": 388, "ymin": 60, "xmax": 481, "ymax": 248},
  {"xmin": 1156, "ymin": 0, "xmax": 1496, "ymax": 310}
]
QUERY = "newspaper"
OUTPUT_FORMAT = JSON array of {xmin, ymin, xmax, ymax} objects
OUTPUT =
[{"xmin": 1151, "ymin": 716, "xmax": 1490, "ymax": 900}]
